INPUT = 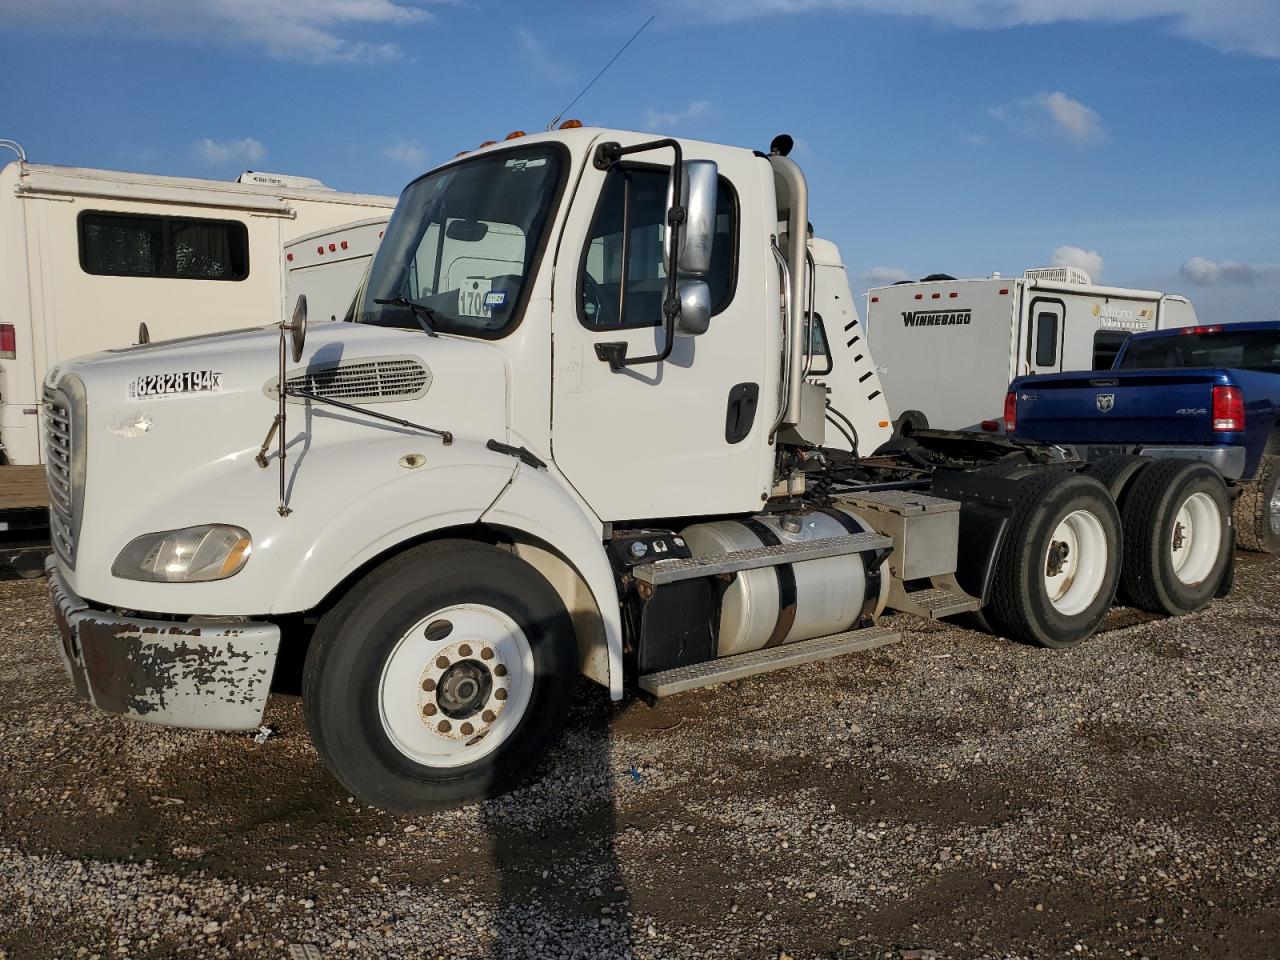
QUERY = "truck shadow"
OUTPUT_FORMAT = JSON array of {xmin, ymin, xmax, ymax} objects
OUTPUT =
[{"xmin": 481, "ymin": 680, "xmax": 636, "ymax": 958}]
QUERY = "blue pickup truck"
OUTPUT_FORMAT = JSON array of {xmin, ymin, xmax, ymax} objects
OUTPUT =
[{"xmin": 1007, "ymin": 321, "xmax": 1280, "ymax": 553}]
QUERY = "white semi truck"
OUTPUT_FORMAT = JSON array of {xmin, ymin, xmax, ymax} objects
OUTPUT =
[
  {"xmin": 42, "ymin": 128, "xmax": 1234, "ymax": 813},
  {"xmin": 866, "ymin": 269, "xmax": 1199, "ymax": 432}
]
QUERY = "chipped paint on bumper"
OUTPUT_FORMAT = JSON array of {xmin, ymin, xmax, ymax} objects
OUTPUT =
[{"xmin": 47, "ymin": 560, "xmax": 280, "ymax": 731}]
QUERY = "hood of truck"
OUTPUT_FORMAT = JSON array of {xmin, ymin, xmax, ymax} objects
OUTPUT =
[{"xmin": 47, "ymin": 322, "xmax": 516, "ymax": 611}]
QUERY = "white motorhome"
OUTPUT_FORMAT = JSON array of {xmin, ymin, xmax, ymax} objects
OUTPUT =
[
  {"xmin": 865, "ymin": 267, "xmax": 1199, "ymax": 431},
  {"xmin": 0, "ymin": 156, "xmax": 395, "ymax": 464},
  {"xmin": 285, "ymin": 217, "xmax": 389, "ymax": 324}
]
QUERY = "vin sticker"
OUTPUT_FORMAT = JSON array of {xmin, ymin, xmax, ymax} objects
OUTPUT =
[{"xmin": 128, "ymin": 370, "xmax": 223, "ymax": 400}]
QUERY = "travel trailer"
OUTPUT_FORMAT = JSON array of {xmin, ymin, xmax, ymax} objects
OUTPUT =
[
  {"xmin": 0, "ymin": 154, "xmax": 395, "ymax": 465},
  {"xmin": 865, "ymin": 268, "xmax": 1199, "ymax": 431},
  {"xmin": 285, "ymin": 217, "xmax": 390, "ymax": 324}
]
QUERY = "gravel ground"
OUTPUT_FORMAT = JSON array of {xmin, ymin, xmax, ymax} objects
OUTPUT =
[{"xmin": 1, "ymin": 554, "xmax": 1277, "ymax": 960}]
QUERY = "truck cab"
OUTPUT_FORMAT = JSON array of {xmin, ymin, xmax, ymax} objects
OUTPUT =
[{"xmin": 43, "ymin": 127, "xmax": 1230, "ymax": 812}]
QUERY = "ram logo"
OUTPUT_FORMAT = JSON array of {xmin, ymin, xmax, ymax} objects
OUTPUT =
[{"xmin": 1096, "ymin": 393, "xmax": 1116, "ymax": 413}]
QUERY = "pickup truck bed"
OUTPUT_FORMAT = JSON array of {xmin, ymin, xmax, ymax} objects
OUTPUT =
[{"xmin": 1008, "ymin": 321, "xmax": 1280, "ymax": 552}]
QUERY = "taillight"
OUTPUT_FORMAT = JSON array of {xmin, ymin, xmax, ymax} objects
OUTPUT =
[
  {"xmin": 1212, "ymin": 385, "xmax": 1244, "ymax": 432},
  {"xmin": 1003, "ymin": 391, "xmax": 1017, "ymax": 433},
  {"xmin": 0, "ymin": 323, "xmax": 15, "ymax": 360}
]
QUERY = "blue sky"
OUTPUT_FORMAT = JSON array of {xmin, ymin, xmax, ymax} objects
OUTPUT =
[{"xmin": 2, "ymin": 0, "xmax": 1277, "ymax": 321}]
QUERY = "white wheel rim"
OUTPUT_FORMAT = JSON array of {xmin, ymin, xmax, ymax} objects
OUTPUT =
[
  {"xmin": 1171, "ymin": 491, "xmax": 1222, "ymax": 585},
  {"xmin": 1044, "ymin": 509, "xmax": 1108, "ymax": 616},
  {"xmin": 378, "ymin": 603, "xmax": 534, "ymax": 769}
]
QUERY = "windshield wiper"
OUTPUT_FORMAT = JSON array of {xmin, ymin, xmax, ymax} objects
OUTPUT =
[{"xmin": 375, "ymin": 296, "xmax": 440, "ymax": 337}]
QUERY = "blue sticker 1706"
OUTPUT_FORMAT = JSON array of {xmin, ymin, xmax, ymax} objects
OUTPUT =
[{"xmin": 484, "ymin": 290, "xmax": 507, "ymax": 308}]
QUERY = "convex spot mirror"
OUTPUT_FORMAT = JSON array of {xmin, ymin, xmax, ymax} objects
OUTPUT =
[
  {"xmin": 288, "ymin": 294, "xmax": 307, "ymax": 363},
  {"xmin": 675, "ymin": 281, "xmax": 711, "ymax": 336}
]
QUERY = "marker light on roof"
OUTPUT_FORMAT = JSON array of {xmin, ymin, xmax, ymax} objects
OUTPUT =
[
  {"xmin": 871, "ymin": 296, "xmax": 880, "ymax": 303},
  {"xmin": 931, "ymin": 293, "xmax": 941, "ymax": 299},
  {"xmin": 949, "ymin": 292, "xmax": 958, "ymax": 298},
  {"xmin": 999, "ymin": 288, "xmax": 1009, "ymax": 295},
  {"xmin": 505, "ymin": 130, "xmax": 526, "ymax": 140},
  {"xmin": 559, "ymin": 119, "xmax": 583, "ymax": 129},
  {"xmin": 1183, "ymin": 325, "xmax": 1223, "ymax": 335},
  {"xmin": 914, "ymin": 294, "xmax": 923, "ymax": 300},
  {"xmin": 479, "ymin": 140, "xmax": 497, "ymax": 147},
  {"xmin": 340, "ymin": 240, "xmax": 348, "ymax": 250}
]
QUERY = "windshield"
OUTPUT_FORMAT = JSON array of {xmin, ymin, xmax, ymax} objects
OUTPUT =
[
  {"xmin": 354, "ymin": 144, "xmax": 566, "ymax": 337},
  {"xmin": 1118, "ymin": 329, "xmax": 1280, "ymax": 373}
]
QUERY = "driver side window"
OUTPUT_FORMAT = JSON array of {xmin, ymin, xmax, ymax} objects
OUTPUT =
[{"xmin": 579, "ymin": 165, "xmax": 736, "ymax": 329}]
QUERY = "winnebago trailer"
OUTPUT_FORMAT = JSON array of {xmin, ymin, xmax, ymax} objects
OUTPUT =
[
  {"xmin": 0, "ymin": 155, "xmax": 395, "ymax": 465},
  {"xmin": 43, "ymin": 128, "xmax": 1234, "ymax": 813},
  {"xmin": 285, "ymin": 217, "xmax": 390, "ymax": 324},
  {"xmin": 865, "ymin": 267, "xmax": 1199, "ymax": 431}
]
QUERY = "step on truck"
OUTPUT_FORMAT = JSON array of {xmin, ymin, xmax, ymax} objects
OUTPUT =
[
  {"xmin": 865, "ymin": 268, "xmax": 1199, "ymax": 433},
  {"xmin": 42, "ymin": 128, "xmax": 1235, "ymax": 813}
]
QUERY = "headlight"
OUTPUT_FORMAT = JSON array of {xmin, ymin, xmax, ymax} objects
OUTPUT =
[{"xmin": 112, "ymin": 525, "xmax": 252, "ymax": 583}]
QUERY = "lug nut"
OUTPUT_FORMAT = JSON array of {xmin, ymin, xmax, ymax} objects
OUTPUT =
[
  {"xmin": 422, "ymin": 703, "xmax": 437, "ymax": 716},
  {"xmin": 421, "ymin": 678, "xmax": 436, "ymax": 692},
  {"xmin": 437, "ymin": 719, "xmax": 452, "ymax": 733},
  {"xmin": 480, "ymin": 647, "xmax": 494, "ymax": 660},
  {"xmin": 481, "ymin": 710, "xmax": 496, "ymax": 723},
  {"xmin": 435, "ymin": 656, "xmax": 450, "ymax": 669},
  {"xmin": 494, "ymin": 688, "xmax": 507, "ymax": 701},
  {"xmin": 494, "ymin": 664, "xmax": 508, "ymax": 677},
  {"xmin": 458, "ymin": 643, "xmax": 472, "ymax": 657},
  {"xmin": 460, "ymin": 722, "xmax": 474, "ymax": 735}
]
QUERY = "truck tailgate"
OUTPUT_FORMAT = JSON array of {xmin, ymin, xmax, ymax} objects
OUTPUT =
[{"xmin": 1012, "ymin": 370, "xmax": 1228, "ymax": 445}]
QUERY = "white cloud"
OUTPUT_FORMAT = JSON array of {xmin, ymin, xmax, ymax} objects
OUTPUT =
[
  {"xmin": 382, "ymin": 140, "xmax": 427, "ymax": 167},
  {"xmin": 0, "ymin": 0, "xmax": 436, "ymax": 63},
  {"xmin": 516, "ymin": 26, "xmax": 573, "ymax": 84},
  {"xmin": 1180, "ymin": 256, "xmax": 1279, "ymax": 286},
  {"xmin": 192, "ymin": 137, "xmax": 266, "ymax": 166},
  {"xmin": 1051, "ymin": 245, "xmax": 1105, "ymax": 279},
  {"xmin": 1036, "ymin": 92, "xmax": 1105, "ymax": 143},
  {"xmin": 990, "ymin": 91, "xmax": 1105, "ymax": 144},
  {"xmin": 645, "ymin": 100, "xmax": 712, "ymax": 130},
  {"xmin": 860, "ymin": 266, "xmax": 911, "ymax": 286},
  {"xmin": 673, "ymin": 1, "xmax": 1280, "ymax": 59}
]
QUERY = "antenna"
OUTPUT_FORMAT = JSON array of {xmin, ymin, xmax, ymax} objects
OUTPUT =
[{"xmin": 547, "ymin": 15, "xmax": 655, "ymax": 130}]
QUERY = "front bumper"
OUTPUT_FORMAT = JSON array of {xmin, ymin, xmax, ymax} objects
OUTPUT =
[{"xmin": 47, "ymin": 559, "xmax": 280, "ymax": 730}]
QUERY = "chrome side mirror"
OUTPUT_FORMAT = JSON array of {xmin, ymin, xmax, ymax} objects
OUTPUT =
[
  {"xmin": 677, "ymin": 160, "xmax": 718, "ymax": 277},
  {"xmin": 675, "ymin": 280, "xmax": 711, "ymax": 337},
  {"xmin": 287, "ymin": 294, "xmax": 307, "ymax": 364}
]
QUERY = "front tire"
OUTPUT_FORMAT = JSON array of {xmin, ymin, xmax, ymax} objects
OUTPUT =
[
  {"xmin": 986, "ymin": 472, "xmax": 1122, "ymax": 649},
  {"xmin": 302, "ymin": 541, "xmax": 577, "ymax": 813}
]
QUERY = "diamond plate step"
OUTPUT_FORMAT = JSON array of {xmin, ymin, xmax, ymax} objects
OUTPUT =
[
  {"xmin": 638, "ymin": 626, "xmax": 901, "ymax": 698},
  {"xmin": 891, "ymin": 587, "xmax": 980, "ymax": 620},
  {"xmin": 631, "ymin": 531, "xmax": 892, "ymax": 586}
]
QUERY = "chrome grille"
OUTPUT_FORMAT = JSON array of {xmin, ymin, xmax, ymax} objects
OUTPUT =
[
  {"xmin": 43, "ymin": 384, "xmax": 79, "ymax": 567},
  {"xmin": 279, "ymin": 357, "xmax": 431, "ymax": 404}
]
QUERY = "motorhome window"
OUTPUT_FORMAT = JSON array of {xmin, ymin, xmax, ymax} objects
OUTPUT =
[
  {"xmin": 1092, "ymin": 330, "xmax": 1130, "ymax": 369},
  {"xmin": 1119, "ymin": 330, "xmax": 1280, "ymax": 373},
  {"xmin": 578, "ymin": 165, "xmax": 737, "ymax": 329},
  {"xmin": 1034, "ymin": 312, "xmax": 1059, "ymax": 366},
  {"xmin": 805, "ymin": 314, "xmax": 833, "ymax": 375},
  {"xmin": 357, "ymin": 144, "xmax": 567, "ymax": 338},
  {"xmin": 79, "ymin": 212, "xmax": 248, "ymax": 280}
]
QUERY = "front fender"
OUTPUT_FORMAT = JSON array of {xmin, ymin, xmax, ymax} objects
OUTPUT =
[
  {"xmin": 71, "ymin": 434, "xmax": 516, "ymax": 616},
  {"xmin": 481, "ymin": 465, "xmax": 624, "ymax": 700}
]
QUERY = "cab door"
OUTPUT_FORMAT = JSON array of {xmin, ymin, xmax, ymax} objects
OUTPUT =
[{"xmin": 550, "ymin": 142, "xmax": 774, "ymax": 522}]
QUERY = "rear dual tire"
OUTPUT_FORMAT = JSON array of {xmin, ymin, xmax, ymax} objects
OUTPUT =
[
  {"xmin": 1115, "ymin": 459, "xmax": 1232, "ymax": 615},
  {"xmin": 1234, "ymin": 453, "xmax": 1280, "ymax": 554},
  {"xmin": 985, "ymin": 472, "xmax": 1122, "ymax": 650}
]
